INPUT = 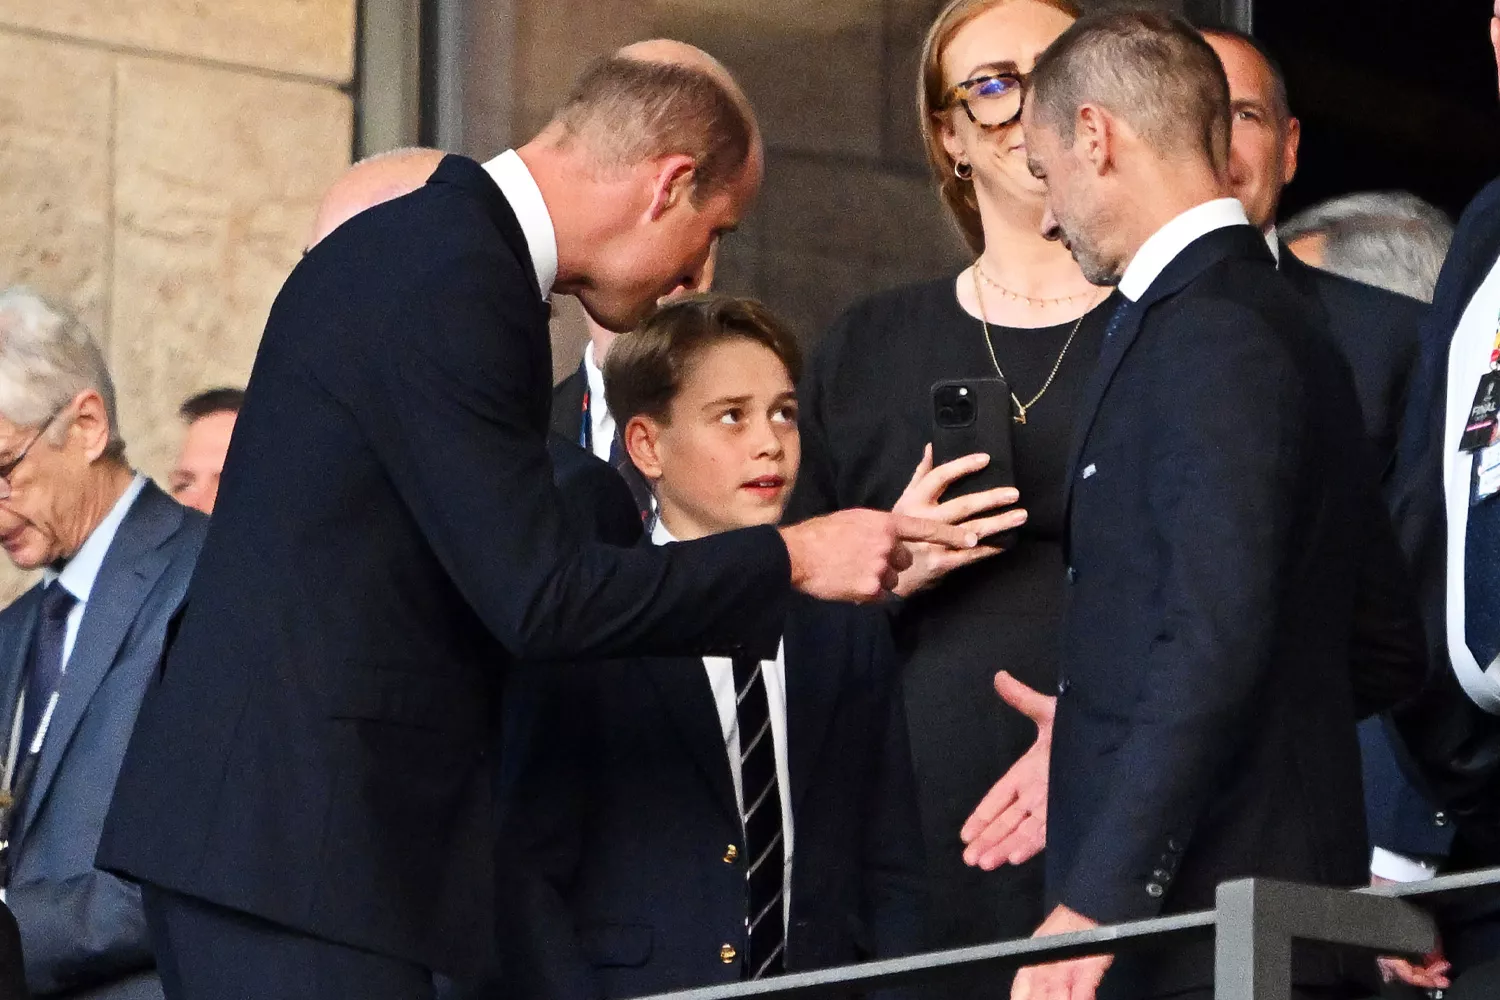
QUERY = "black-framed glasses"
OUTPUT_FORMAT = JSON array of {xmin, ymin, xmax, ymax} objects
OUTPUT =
[
  {"xmin": 0, "ymin": 403, "xmax": 70, "ymax": 501},
  {"xmin": 941, "ymin": 71, "xmax": 1027, "ymax": 129}
]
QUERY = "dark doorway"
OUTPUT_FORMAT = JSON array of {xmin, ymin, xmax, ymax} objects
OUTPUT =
[{"xmin": 1254, "ymin": 0, "xmax": 1500, "ymax": 220}]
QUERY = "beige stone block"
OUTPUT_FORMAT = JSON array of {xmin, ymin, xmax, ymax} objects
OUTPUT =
[
  {"xmin": 659, "ymin": 0, "xmax": 886, "ymax": 158},
  {"xmin": 0, "ymin": 31, "xmax": 112, "ymax": 336},
  {"xmin": 110, "ymin": 56, "xmax": 352, "ymax": 482},
  {"xmin": 0, "ymin": 0, "xmax": 355, "ymax": 84},
  {"xmin": 883, "ymin": 0, "xmax": 948, "ymax": 169},
  {"xmin": 759, "ymin": 249, "xmax": 945, "ymax": 345}
]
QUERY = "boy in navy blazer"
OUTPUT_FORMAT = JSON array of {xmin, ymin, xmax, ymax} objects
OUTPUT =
[{"xmin": 492, "ymin": 296, "xmax": 925, "ymax": 1000}]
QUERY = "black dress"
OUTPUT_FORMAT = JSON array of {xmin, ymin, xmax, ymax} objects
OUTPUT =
[{"xmin": 788, "ymin": 276, "xmax": 1116, "ymax": 983}]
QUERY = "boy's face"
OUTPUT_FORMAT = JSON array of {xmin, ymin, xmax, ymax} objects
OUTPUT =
[{"xmin": 627, "ymin": 337, "xmax": 799, "ymax": 540}]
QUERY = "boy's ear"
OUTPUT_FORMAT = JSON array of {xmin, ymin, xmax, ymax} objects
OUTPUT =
[{"xmin": 622, "ymin": 414, "xmax": 666, "ymax": 483}]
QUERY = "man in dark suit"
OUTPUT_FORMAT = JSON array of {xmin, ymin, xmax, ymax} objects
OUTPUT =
[
  {"xmin": 1379, "ymin": 8, "xmax": 1500, "ymax": 993},
  {"xmin": 0, "ymin": 288, "xmax": 207, "ymax": 1000},
  {"xmin": 1011, "ymin": 13, "xmax": 1421, "ymax": 1000},
  {"xmin": 492, "ymin": 295, "xmax": 925, "ymax": 1000},
  {"xmin": 96, "ymin": 41, "xmax": 966, "ymax": 1000}
]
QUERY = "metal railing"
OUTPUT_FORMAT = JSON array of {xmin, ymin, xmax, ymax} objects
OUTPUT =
[{"xmin": 637, "ymin": 866, "xmax": 1500, "ymax": 1000}]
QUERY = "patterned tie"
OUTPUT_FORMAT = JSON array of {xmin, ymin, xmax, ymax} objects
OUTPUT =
[
  {"xmin": 1103, "ymin": 298, "xmax": 1133, "ymax": 341},
  {"xmin": 732, "ymin": 654, "xmax": 785, "ymax": 979},
  {"xmin": 1466, "ymin": 456, "xmax": 1500, "ymax": 668},
  {"xmin": 20, "ymin": 582, "xmax": 76, "ymax": 754}
]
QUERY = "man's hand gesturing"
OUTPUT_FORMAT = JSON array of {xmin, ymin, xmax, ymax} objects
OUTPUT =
[{"xmin": 779, "ymin": 510, "xmax": 978, "ymax": 603}]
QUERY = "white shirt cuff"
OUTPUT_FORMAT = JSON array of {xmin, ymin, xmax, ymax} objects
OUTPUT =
[{"xmin": 1371, "ymin": 847, "xmax": 1440, "ymax": 882}]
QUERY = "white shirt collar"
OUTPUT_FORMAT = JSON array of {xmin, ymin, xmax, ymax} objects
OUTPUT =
[
  {"xmin": 1118, "ymin": 198, "xmax": 1250, "ymax": 301},
  {"xmin": 1264, "ymin": 224, "xmax": 1282, "ymax": 264},
  {"xmin": 581, "ymin": 341, "xmax": 617, "ymax": 463},
  {"xmin": 481, "ymin": 150, "xmax": 558, "ymax": 298},
  {"xmin": 43, "ymin": 473, "xmax": 147, "ymax": 603},
  {"xmin": 651, "ymin": 519, "xmax": 678, "ymax": 546}
]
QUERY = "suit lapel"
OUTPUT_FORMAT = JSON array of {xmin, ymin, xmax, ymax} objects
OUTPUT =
[
  {"xmin": 643, "ymin": 656, "xmax": 741, "ymax": 826},
  {"xmin": 784, "ymin": 600, "xmax": 840, "ymax": 814},
  {"xmin": 18, "ymin": 485, "xmax": 181, "ymax": 840},
  {"xmin": 1061, "ymin": 225, "xmax": 1273, "ymax": 539},
  {"xmin": 550, "ymin": 365, "xmax": 587, "ymax": 442},
  {"xmin": 0, "ymin": 590, "xmax": 41, "ymax": 757}
]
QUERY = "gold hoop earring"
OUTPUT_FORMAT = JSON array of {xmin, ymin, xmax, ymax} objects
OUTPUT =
[{"xmin": 954, "ymin": 160, "xmax": 973, "ymax": 181}]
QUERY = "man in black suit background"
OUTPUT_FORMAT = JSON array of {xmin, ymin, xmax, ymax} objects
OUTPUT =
[
  {"xmin": 1009, "ymin": 13, "xmax": 1420, "ymax": 1000},
  {"xmin": 1199, "ymin": 27, "xmax": 1426, "ymax": 476},
  {"xmin": 96, "ymin": 40, "xmax": 972, "ymax": 1000}
]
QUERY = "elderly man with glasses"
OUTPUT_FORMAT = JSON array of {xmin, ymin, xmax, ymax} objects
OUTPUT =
[{"xmin": 0, "ymin": 287, "xmax": 207, "ymax": 1000}]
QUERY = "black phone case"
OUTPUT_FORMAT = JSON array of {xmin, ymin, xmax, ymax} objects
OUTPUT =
[{"xmin": 930, "ymin": 377, "xmax": 1018, "ymax": 545}]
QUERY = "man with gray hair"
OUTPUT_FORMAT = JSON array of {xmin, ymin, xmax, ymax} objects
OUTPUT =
[
  {"xmin": 1284, "ymin": 191, "xmax": 1454, "ymax": 303},
  {"xmin": 1013, "ymin": 11, "xmax": 1421, "ymax": 1000},
  {"xmin": 0, "ymin": 288, "xmax": 206, "ymax": 999}
]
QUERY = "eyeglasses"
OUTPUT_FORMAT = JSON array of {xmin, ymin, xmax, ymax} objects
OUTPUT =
[
  {"xmin": 941, "ymin": 71, "xmax": 1027, "ymax": 129},
  {"xmin": 0, "ymin": 404, "xmax": 69, "ymax": 501}
]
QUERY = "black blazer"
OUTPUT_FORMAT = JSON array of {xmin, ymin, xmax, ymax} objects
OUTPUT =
[
  {"xmin": 1278, "ymin": 248, "xmax": 1425, "ymax": 476},
  {"xmin": 547, "ymin": 434, "xmax": 642, "ymax": 548},
  {"xmin": 551, "ymin": 364, "xmax": 654, "ymax": 521},
  {"xmin": 1049, "ymin": 225, "xmax": 1423, "ymax": 997},
  {"xmin": 490, "ymin": 597, "xmax": 925, "ymax": 1000},
  {"xmin": 1389, "ymin": 178, "xmax": 1500, "ymax": 863},
  {"xmin": 96, "ymin": 154, "xmax": 794, "ymax": 977}
]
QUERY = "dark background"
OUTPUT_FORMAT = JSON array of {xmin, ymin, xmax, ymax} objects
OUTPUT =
[{"xmin": 1255, "ymin": 0, "xmax": 1500, "ymax": 220}]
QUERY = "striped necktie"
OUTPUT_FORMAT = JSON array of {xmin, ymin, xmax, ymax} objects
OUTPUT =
[{"xmin": 732, "ymin": 654, "xmax": 785, "ymax": 979}]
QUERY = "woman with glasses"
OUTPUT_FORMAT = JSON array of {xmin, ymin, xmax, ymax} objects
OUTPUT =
[{"xmin": 786, "ymin": 0, "xmax": 1115, "ymax": 980}]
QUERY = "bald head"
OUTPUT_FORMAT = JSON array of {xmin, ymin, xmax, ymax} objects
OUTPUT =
[
  {"xmin": 543, "ymin": 40, "xmax": 760, "ymax": 203},
  {"xmin": 308, "ymin": 147, "xmax": 446, "ymax": 247}
]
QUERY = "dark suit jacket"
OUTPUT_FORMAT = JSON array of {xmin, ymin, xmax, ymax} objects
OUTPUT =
[
  {"xmin": 1278, "ymin": 248, "xmax": 1425, "ymax": 477},
  {"xmin": 1389, "ymin": 178, "xmax": 1500, "ymax": 872},
  {"xmin": 550, "ymin": 364, "xmax": 653, "ymax": 522},
  {"xmin": 96, "ymin": 154, "xmax": 794, "ymax": 977},
  {"xmin": 547, "ymin": 435, "xmax": 642, "ymax": 549},
  {"xmin": 490, "ymin": 596, "xmax": 924, "ymax": 1000},
  {"xmin": 0, "ymin": 482, "xmax": 205, "ymax": 999},
  {"xmin": 0, "ymin": 902, "xmax": 28, "ymax": 1000},
  {"xmin": 1050, "ymin": 225, "xmax": 1422, "ymax": 997}
]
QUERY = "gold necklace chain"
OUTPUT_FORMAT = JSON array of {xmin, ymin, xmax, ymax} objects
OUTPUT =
[
  {"xmin": 975, "ymin": 257, "xmax": 1097, "ymax": 308},
  {"xmin": 970, "ymin": 263, "xmax": 1095, "ymax": 425}
]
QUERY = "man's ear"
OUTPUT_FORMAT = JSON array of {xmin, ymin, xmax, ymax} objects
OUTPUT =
[
  {"xmin": 623, "ymin": 414, "xmax": 666, "ymax": 483},
  {"xmin": 67, "ymin": 390, "xmax": 112, "ymax": 463},
  {"xmin": 1075, "ymin": 104, "xmax": 1113, "ymax": 176},
  {"xmin": 648, "ymin": 156, "xmax": 699, "ymax": 221},
  {"xmin": 1281, "ymin": 115, "xmax": 1302, "ymax": 186}
]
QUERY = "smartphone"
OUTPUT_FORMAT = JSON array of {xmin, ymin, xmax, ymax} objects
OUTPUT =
[{"xmin": 931, "ymin": 377, "xmax": 1018, "ymax": 546}]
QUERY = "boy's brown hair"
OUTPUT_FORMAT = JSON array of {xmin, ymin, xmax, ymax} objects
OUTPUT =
[{"xmin": 603, "ymin": 294, "xmax": 803, "ymax": 428}]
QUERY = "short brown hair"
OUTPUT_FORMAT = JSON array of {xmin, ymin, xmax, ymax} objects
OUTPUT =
[
  {"xmin": 604, "ymin": 295, "xmax": 803, "ymax": 428},
  {"xmin": 918, "ymin": 0, "xmax": 1081, "ymax": 253},
  {"xmin": 553, "ymin": 56, "xmax": 754, "ymax": 202},
  {"xmin": 1029, "ymin": 11, "xmax": 1231, "ymax": 174}
]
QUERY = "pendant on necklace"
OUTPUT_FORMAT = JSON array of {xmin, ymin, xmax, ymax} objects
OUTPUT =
[{"xmin": 1013, "ymin": 408, "xmax": 1027, "ymax": 425}]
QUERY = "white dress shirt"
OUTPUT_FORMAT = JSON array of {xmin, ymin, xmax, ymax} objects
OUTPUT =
[
  {"xmin": 1443, "ymin": 256, "xmax": 1500, "ymax": 712},
  {"xmin": 481, "ymin": 150, "xmax": 559, "ymax": 299},
  {"xmin": 1263, "ymin": 224, "xmax": 1282, "ymax": 264},
  {"xmin": 652, "ymin": 519, "xmax": 794, "ymax": 927},
  {"xmin": 582, "ymin": 342, "xmax": 617, "ymax": 464},
  {"xmin": 1118, "ymin": 198, "xmax": 1251, "ymax": 302}
]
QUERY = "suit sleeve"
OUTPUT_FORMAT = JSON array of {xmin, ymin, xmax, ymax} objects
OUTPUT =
[
  {"xmin": 334, "ymin": 252, "xmax": 791, "ymax": 663},
  {"xmin": 859, "ymin": 616, "xmax": 926, "ymax": 963},
  {"xmin": 1057, "ymin": 300, "xmax": 1311, "ymax": 924},
  {"xmin": 6, "ymin": 871, "xmax": 153, "ymax": 994}
]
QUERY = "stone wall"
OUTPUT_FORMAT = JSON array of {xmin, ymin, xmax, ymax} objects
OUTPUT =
[
  {"xmin": 0, "ymin": 0, "xmax": 357, "ymax": 598},
  {"xmin": 478, "ymin": 0, "xmax": 1184, "ymax": 381}
]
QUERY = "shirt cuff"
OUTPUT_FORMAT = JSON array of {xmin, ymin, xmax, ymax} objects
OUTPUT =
[{"xmin": 1371, "ymin": 846, "xmax": 1440, "ymax": 882}]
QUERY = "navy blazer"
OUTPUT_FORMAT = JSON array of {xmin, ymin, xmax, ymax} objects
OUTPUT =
[
  {"xmin": 0, "ymin": 481, "xmax": 205, "ymax": 999},
  {"xmin": 488, "ymin": 596, "xmax": 925, "ymax": 1000},
  {"xmin": 1050, "ymin": 225, "xmax": 1423, "ymax": 998},
  {"xmin": 1390, "ymin": 178, "xmax": 1500, "ymax": 865},
  {"xmin": 97, "ymin": 154, "xmax": 793, "ymax": 977}
]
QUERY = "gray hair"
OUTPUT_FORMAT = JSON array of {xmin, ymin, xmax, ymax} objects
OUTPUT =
[
  {"xmin": 1029, "ymin": 10, "xmax": 1232, "ymax": 174},
  {"xmin": 1282, "ymin": 192, "xmax": 1454, "ymax": 303},
  {"xmin": 0, "ymin": 288, "xmax": 125, "ymax": 460}
]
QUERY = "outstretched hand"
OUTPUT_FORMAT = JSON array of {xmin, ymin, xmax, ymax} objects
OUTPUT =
[
  {"xmin": 961, "ymin": 671, "xmax": 1055, "ymax": 869},
  {"xmin": 891, "ymin": 445, "xmax": 1026, "ymax": 597},
  {"xmin": 779, "ymin": 508, "xmax": 978, "ymax": 604}
]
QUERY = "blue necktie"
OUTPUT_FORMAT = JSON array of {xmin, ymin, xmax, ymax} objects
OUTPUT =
[
  {"xmin": 1467, "ymin": 457, "xmax": 1500, "ymax": 668},
  {"xmin": 1103, "ymin": 298, "xmax": 1133, "ymax": 341},
  {"xmin": 20, "ymin": 583, "xmax": 76, "ymax": 754}
]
